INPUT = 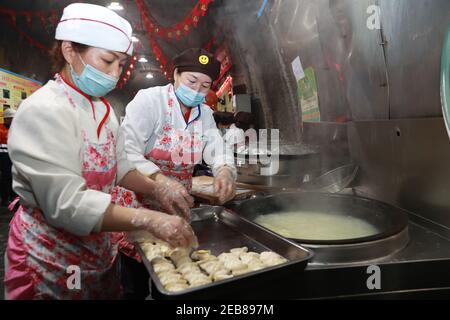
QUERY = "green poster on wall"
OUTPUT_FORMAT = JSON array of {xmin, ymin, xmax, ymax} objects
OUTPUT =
[{"xmin": 296, "ymin": 67, "xmax": 320, "ymax": 122}]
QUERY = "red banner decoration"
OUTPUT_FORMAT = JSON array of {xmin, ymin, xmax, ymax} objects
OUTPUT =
[
  {"xmin": 0, "ymin": 7, "xmax": 64, "ymax": 30},
  {"xmin": 134, "ymin": 0, "xmax": 213, "ymax": 41},
  {"xmin": 216, "ymin": 75, "xmax": 233, "ymax": 98},
  {"xmin": 0, "ymin": 8, "xmax": 49, "ymax": 53},
  {"xmin": 203, "ymin": 36, "xmax": 216, "ymax": 52},
  {"xmin": 50, "ymin": 10, "xmax": 59, "ymax": 27},
  {"xmin": 117, "ymin": 43, "xmax": 141, "ymax": 89},
  {"xmin": 213, "ymin": 42, "xmax": 233, "ymax": 88},
  {"xmin": 36, "ymin": 11, "xmax": 46, "ymax": 29},
  {"xmin": 136, "ymin": 0, "xmax": 215, "ymax": 80},
  {"xmin": 0, "ymin": 8, "xmax": 16, "ymax": 26},
  {"xmin": 20, "ymin": 11, "xmax": 33, "ymax": 27}
]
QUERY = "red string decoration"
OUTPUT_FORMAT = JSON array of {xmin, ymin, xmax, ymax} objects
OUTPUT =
[
  {"xmin": 134, "ymin": 0, "xmax": 213, "ymax": 41},
  {"xmin": 117, "ymin": 43, "xmax": 141, "ymax": 89}
]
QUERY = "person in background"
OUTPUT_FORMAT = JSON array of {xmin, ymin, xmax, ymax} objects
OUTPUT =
[
  {"xmin": 233, "ymin": 111, "xmax": 255, "ymax": 131},
  {"xmin": 193, "ymin": 111, "xmax": 234, "ymax": 177},
  {"xmin": 222, "ymin": 111, "xmax": 255, "ymax": 149},
  {"xmin": 213, "ymin": 111, "xmax": 235, "ymax": 135},
  {"xmin": 0, "ymin": 107, "xmax": 16, "ymax": 206},
  {"xmin": 4, "ymin": 3, "xmax": 194, "ymax": 300}
]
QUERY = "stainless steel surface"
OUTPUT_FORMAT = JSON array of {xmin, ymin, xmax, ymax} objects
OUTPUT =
[
  {"xmin": 235, "ymin": 143, "xmax": 321, "ymax": 188},
  {"xmin": 305, "ymin": 211, "xmax": 450, "ymax": 269},
  {"xmin": 223, "ymin": 195, "xmax": 450, "ymax": 298},
  {"xmin": 270, "ymin": 0, "xmax": 388, "ymax": 122},
  {"xmin": 299, "ymin": 164, "xmax": 359, "ymax": 193},
  {"xmin": 140, "ymin": 206, "xmax": 313, "ymax": 299},
  {"xmin": 381, "ymin": 0, "xmax": 450, "ymax": 118},
  {"xmin": 348, "ymin": 118, "xmax": 450, "ymax": 229},
  {"xmin": 305, "ymin": 227, "xmax": 409, "ymax": 265},
  {"xmin": 234, "ymin": 192, "xmax": 410, "ymax": 264},
  {"xmin": 224, "ymin": 0, "xmax": 449, "ymax": 137}
]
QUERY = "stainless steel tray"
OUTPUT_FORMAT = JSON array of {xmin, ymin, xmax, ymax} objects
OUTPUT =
[{"xmin": 138, "ymin": 206, "xmax": 313, "ymax": 299}]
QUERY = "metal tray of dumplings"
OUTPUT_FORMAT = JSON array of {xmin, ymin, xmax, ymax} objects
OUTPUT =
[{"xmin": 138, "ymin": 205, "xmax": 313, "ymax": 300}]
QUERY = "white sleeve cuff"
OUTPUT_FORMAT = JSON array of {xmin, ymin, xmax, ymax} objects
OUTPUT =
[
  {"xmin": 75, "ymin": 190, "xmax": 112, "ymax": 236},
  {"xmin": 116, "ymin": 159, "xmax": 136, "ymax": 183},
  {"xmin": 136, "ymin": 160, "xmax": 161, "ymax": 177}
]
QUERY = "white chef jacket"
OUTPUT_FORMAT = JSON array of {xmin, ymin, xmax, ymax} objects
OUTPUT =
[
  {"xmin": 7, "ymin": 78, "xmax": 135, "ymax": 236},
  {"xmin": 224, "ymin": 123, "xmax": 246, "ymax": 146},
  {"xmin": 121, "ymin": 83, "xmax": 236, "ymax": 177}
]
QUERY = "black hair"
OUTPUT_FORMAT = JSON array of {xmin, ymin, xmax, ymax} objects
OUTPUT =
[
  {"xmin": 50, "ymin": 41, "xmax": 89, "ymax": 74},
  {"xmin": 234, "ymin": 112, "xmax": 254, "ymax": 131},
  {"xmin": 213, "ymin": 111, "xmax": 235, "ymax": 126}
]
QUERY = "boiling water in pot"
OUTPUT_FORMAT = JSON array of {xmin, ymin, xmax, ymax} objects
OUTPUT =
[{"xmin": 254, "ymin": 211, "xmax": 378, "ymax": 241}]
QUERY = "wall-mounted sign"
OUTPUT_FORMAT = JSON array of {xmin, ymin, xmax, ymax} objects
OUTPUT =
[
  {"xmin": 0, "ymin": 68, "xmax": 41, "ymax": 123},
  {"xmin": 297, "ymin": 67, "xmax": 320, "ymax": 122},
  {"xmin": 291, "ymin": 56, "xmax": 305, "ymax": 81}
]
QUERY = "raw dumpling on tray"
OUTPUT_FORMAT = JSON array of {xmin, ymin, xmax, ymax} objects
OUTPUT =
[{"xmin": 133, "ymin": 231, "xmax": 289, "ymax": 292}]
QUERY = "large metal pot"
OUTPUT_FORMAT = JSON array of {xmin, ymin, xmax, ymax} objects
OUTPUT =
[
  {"xmin": 235, "ymin": 142, "xmax": 320, "ymax": 188},
  {"xmin": 234, "ymin": 192, "xmax": 410, "ymax": 264}
]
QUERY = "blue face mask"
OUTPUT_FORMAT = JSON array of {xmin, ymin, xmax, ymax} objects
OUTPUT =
[
  {"xmin": 175, "ymin": 83, "xmax": 207, "ymax": 107},
  {"xmin": 70, "ymin": 55, "xmax": 118, "ymax": 97}
]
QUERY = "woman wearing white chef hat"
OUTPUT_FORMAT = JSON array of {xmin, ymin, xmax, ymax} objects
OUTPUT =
[{"xmin": 4, "ymin": 3, "xmax": 195, "ymax": 300}]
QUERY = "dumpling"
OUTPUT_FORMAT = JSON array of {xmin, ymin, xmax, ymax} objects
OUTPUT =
[
  {"xmin": 189, "ymin": 278, "xmax": 212, "ymax": 287},
  {"xmin": 232, "ymin": 267, "xmax": 251, "ymax": 276},
  {"xmin": 191, "ymin": 249, "xmax": 215, "ymax": 261},
  {"xmin": 174, "ymin": 256, "xmax": 193, "ymax": 268},
  {"xmin": 154, "ymin": 242, "xmax": 173, "ymax": 257},
  {"xmin": 246, "ymin": 259, "xmax": 265, "ymax": 271},
  {"xmin": 170, "ymin": 249, "xmax": 192, "ymax": 267},
  {"xmin": 159, "ymin": 274, "xmax": 187, "ymax": 287},
  {"xmin": 230, "ymin": 247, "xmax": 248, "ymax": 256},
  {"xmin": 153, "ymin": 261, "xmax": 175, "ymax": 274},
  {"xmin": 165, "ymin": 282, "xmax": 190, "ymax": 292},
  {"xmin": 143, "ymin": 245, "xmax": 165, "ymax": 261},
  {"xmin": 239, "ymin": 252, "xmax": 261, "ymax": 265},
  {"xmin": 224, "ymin": 258, "xmax": 247, "ymax": 271},
  {"xmin": 198, "ymin": 259, "xmax": 226, "ymax": 276},
  {"xmin": 212, "ymin": 270, "xmax": 234, "ymax": 281},
  {"xmin": 177, "ymin": 262, "xmax": 201, "ymax": 275},
  {"xmin": 184, "ymin": 272, "xmax": 212, "ymax": 287},
  {"xmin": 218, "ymin": 252, "xmax": 239, "ymax": 262},
  {"xmin": 260, "ymin": 251, "xmax": 288, "ymax": 266}
]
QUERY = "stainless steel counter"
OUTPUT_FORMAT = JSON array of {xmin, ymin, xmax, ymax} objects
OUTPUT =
[{"xmin": 222, "ymin": 191, "xmax": 450, "ymax": 299}]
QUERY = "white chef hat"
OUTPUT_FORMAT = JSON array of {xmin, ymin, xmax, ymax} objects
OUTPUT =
[{"xmin": 55, "ymin": 3, "xmax": 133, "ymax": 56}]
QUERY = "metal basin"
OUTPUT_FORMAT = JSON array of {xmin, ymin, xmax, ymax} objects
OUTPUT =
[
  {"xmin": 234, "ymin": 192, "xmax": 410, "ymax": 264},
  {"xmin": 235, "ymin": 143, "xmax": 320, "ymax": 188}
]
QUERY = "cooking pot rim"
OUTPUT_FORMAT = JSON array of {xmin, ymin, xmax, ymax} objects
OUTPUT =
[{"xmin": 234, "ymin": 192, "xmax": 410, "ymax": 245}]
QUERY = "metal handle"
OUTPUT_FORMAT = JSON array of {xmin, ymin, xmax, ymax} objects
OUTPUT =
[{"xmin": 441, "ymin": 22, "xmax": 450, "ymax": 137}]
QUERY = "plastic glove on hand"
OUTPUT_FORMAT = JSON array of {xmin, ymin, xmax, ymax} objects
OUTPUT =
[
  {"xmin": 151, "ymin": 178, "xmax": 194, "ymax": 220},
  {"xmin": 214, "ymin": 166, "xmax": 236, "ymax": 204},
  {"xmin": 131, "ymin": 208, "xmax": 196, "ymax": 248}
]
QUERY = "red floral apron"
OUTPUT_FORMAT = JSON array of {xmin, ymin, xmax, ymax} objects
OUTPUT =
[
  {"xmin": 111, "ymin": 85, "xmax": 203, "ymax": 260},
  {"xmin": 4, "ymin": 76, "xmax": 121, "ymax": 299}
]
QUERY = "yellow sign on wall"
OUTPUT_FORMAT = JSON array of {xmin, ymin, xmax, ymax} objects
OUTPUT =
[{"xmin": 0, "ymin": 68, "xmax": 42, "ymax": 123}]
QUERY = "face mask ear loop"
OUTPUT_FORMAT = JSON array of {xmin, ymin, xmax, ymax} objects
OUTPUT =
[
  {"xmin": 77, "ymin": 53, "xmax": 87, "ymax": 67},
  {"xmin": 69, "ymin": 53, "xmax": 86, "ymax": 78}
]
